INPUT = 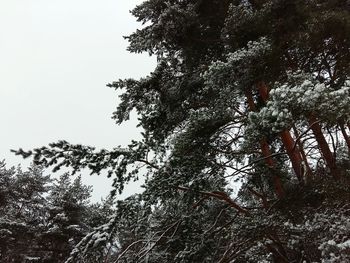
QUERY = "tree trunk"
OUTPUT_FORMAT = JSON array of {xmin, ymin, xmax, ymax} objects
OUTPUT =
[
  {"xmin": 245, "ymin": 89, "xmax": 285, "ymax": 198},
  {"xmin": 308, "ymin": 114, "xmax": 339, "ymax": 179},
  {"xmin": 257, "ymin": 82, "xmax": 308, "ymax": 183},
  {"xmin": 259, "ymin": 140, "xmax": 285, "ymax": 198},
  {"xmin": 292, "ymin": 125, "xmax": 313, "ymax": 182},
  {"xmin": 340, "ymin": 123, "xmax": 350, "ymax": 150},
  {"xmin": 279, "ymin": 130, "xmax": 305, "ymax": 183}
]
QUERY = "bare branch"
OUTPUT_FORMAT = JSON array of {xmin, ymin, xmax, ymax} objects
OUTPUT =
[{"xmin": 177, "ymin": 186, "xmax": 249, "ymax": 215}]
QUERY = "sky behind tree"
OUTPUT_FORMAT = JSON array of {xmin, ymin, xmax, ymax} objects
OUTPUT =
[{"xmin": 0, "ymin": 0, "xmax": 155, "ymax": 200}]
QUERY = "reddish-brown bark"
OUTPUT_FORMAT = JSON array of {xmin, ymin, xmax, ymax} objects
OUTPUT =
[
  {"xmin": 292, "ymin": 125, "xmax": 313, "ymax": 182},
  {"xmin": 245, "ymin": 89, "xmax": 285, "ymax": 198},
  {"xmin": 283, "ymin": 51, "xmax": 340, "ymax": 180},
  {"xmin": 263, "ymin": 77, "xmax": 340, "ymax": 179},
  {"xmin": 309, "ymin": 114, "xmax": 339, "ymax": 179},
  {"xmin": 279, "ymin": 130, "xmax": 305, "ymax": 182},
  {"xmin": 257, "ymin": 82, "xmax": 308, "ymax": 183},
  {"xmin": 259, "ymin": 140, "xmax": 285, "ymax": 198},
  {"xmin": 257, "ymin": 81, "xmax": 269, "ymax": 102},
  {"xmin": 177, "ymin": 186, "xmax": 250, "ymax": 215}
]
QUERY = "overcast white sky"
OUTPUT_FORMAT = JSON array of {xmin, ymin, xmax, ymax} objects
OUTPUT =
[{"xmin": 0, "ymin": 0, "xmax": 155, "ymax": 201}]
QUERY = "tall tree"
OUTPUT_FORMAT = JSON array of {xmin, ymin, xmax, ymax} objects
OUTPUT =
[{"xmin": 14, "ymin": 0, "xmax": 350, "ymax": 262}]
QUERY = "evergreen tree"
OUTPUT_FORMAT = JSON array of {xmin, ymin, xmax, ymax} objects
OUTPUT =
[
  {"xmin": 39, "ymin": 174, "xmax": 92, "ymax": 262},
  {"xmin": 13, "ymin": 1, "xmax": 350, "ymax": 262},
  {"xmin": 0, "ymin": 161, "xmax": 50, "ymax": 262},
  {"xmin": 0, "ymin": 162, "xmax": 104, "ymax": 262}
]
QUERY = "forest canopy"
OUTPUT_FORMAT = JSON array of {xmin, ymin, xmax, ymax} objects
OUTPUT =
[{"xmin": 8, "ymin": 0, "xmax": 350, "ymax": 262}]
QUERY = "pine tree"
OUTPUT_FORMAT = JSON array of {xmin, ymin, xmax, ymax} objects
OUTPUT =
[
  {"xmin": 0, "ymin": 162, "xmax": 104, "ymax": 262},
  {"xmin": 0, "ymin": 162, "xmax": 50, "ymax": 262},
  {"xmin": 35, "ymin": 173, "xmax": 90, "ymax": 262},
  {"xmin": 13, "ymin": 1, "xmax": 350, "ymax": 262}
]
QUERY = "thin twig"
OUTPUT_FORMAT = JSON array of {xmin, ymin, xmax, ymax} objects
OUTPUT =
[
  {"xmin": 204, "ymin": 208, "xmax": 226, "ymax": 235},
  {"xmin": 137, "ymin": 220, "xmax": 182, "ymax": 261},
  {"xmin": 114, "ymin": 240, "xmax": 146, "ymax": 263},
  {"xmin": 292, "ymin": 120, "xmax": 321, "ymax": 151}
]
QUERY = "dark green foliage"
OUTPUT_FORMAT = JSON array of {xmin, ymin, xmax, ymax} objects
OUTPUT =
[
  {"xmin": 12, "ymin": 0, "xmax": 350, "ymax": 262},
  {"xmin": 0, "ymin": 161, "xmax": 111, "ymax": 262}
]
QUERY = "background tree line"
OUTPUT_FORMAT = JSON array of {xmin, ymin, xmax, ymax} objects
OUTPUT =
[{"xmin": 0, "ymin": 161, "xmax": 115, "ymax": 262}]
